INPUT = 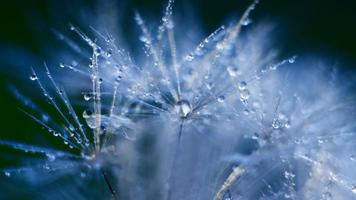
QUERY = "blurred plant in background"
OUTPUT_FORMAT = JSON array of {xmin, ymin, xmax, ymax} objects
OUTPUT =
[{"xmin": 1, "ymin": 0, "xmax": 356, "ymax": 199}]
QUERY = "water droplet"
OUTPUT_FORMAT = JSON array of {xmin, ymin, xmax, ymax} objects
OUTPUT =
[
  {"xmin": 352, "ymin": 185, "xmax": 356, "ymax": 194},
  {"xmin": 175, "ymin": 100, "xmax": 192, "ymax": 119},
  {"xmin": 206, "ymin": 82, "xmax": 213, "ymax": 90},
  {"xmin": 69, "ymin": 125, "xmax": 75, "ymax": 132},
  {"xmin": 243, "ymin": 109, "xmax": 250, "ymax": 115},
  {"xmin": 285, "ymin": 122, "xmax": 291, "ymax": 129},
  {"xmin": 284, "ymin": 171, "xmax": 295, "ymax": 179},
  {"xmin": 59, "ymin": 63, "xmax": 65, "ymax": 68},
  {"xmin": 217, "ymin": 95, "xmax": 225, "ymax": 103},
  {"xmin": 30, "ymin": 74, "xmax": 37, "ymax": 81},
  {"xmin": 185, "ymin": 54, "xmax": 194, "ymax": 61},
  {"xmin": 240, "ymin": 89, "xmax": 250, "ymax": 100},
  {"xmin": 166, "ymin": 20, "xmax": 174, "ymax": 29},
  {"xmin": 288, "ymin": 57, "xmax": 296, "ymax": 64},
  {"xmin": 98, "ymin": 78, "xmax": 103, "ymax": 83},
  {"xmin": 269, "ymin": 64, "xmax": 277, "ymax": 70},
  {"xmin": 272, "ymin": 119, "xmax": 281, "ymax": 129},
  {"xmin": 83, "ymin": 93, "xmax": 91, "ymax": 101},
  {"xmin": 227, "ymin": 66, "xmax": 239, "ymax": 77},
  {"xmin": 216, "ymin": 43, "xmax": 224, "ymax": 50},
  {"xmin": 47, "ymin": 154, "xmax": 56, "ymax": 161},
  {"xmin": 53, "ymin": 132, "xmax": 59, "ymax": 137},
  {"xmin": 116, "ymin": 75, "xmax": 122, "ymax": 83},
  {"xmin": 4, "ymin": 171, "xmax": 11, "ymax": 177},
  {"xmin": 350, "ymin": 155, "xmax": 356, "ymax": 161},
  {"xmin": 83, "ymin": 109, "xmax": 93, "ymax": 118},
  {"xmin": 238, "ymin": 81, "xmax": 247, "ymax": 90},
  {"xmin": 242, "ymin": 18, "xmax": 252, "ymax": 26},
  {"xmin": 322, "ymin": 192, "xmax": 332, "ymax": 200},
  {"xmin": 106, "ymin": 50, "xmax": 112, "ymax": 58},
  {"xmin": 139, "ymin": 36, "xmax": 150, "ymax": 44},
  {"xmin": 80, "ymin": 172, "xmax": 86, "ymax": 178}
]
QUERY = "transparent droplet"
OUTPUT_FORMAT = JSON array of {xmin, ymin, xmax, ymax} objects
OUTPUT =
[
  {"xmin": 4, "ymin": 171, "xmax": 11, "ymax": 177},
  {"xmin": 30, "ymin": 74, "xmax": 37, "ymax": 81},
  {"xmin": 352, "ymin": 185, "xmax": 356, "ymax": 194},
  {"xmin": 227, "ymin": 66, "xmax": 239, "ymax": 77},
  {"xmin": 106, "ymin": 50, "xmax": 112, "ymax": 58},
  {"xmin": 69, "ymin": 125, "xmax": 75, "ymax": 132},
  {"xmin": 83, "ymin": 109, "xmax": 93, "ymax": 118},
  {"xmin": 217, "ymin": 95, "xmax": 225, "ymax": 103},
  {"xmin": 206, "ymin": 82, "xmax": 213, "ymax": 90},
  {"xmin": 59, "ymin": 63, "xmax": 65, "ymax": 68},
  {"xmin": 243, "ymin": 109, "xmax": 250, "ymax": 115},
  {"xmin": 350, "ymin": 155, "xmax": 356, "ymax": 161},
  {"xmin": 175, "ymin": 100, "xmax": 192, "ymax": 119},
  {"xmin": 272, "ymin": 119, "xmax": 281, "ymax": 129},
  {"xmin": 240, "ymin": 89, "xmax": 250, "ymax": 100},
  {"xmin": 242, "ymin": 18, "xmax": 252, "ymax": 26},
  {"xmin": 166, "ymin": 20, "xmax": 174, "ymax": 29},
  {"xmin": 288, "ymin": 56, "xmax": 296, "ymax": 64},
  {"xmin": 47, "ymin": 154, "xmax": 56, "ymax": 161},
  {"xmin": 80, "ymin": 172, "xmax": 86, "ymax": 178},
  {"xmin": 83, "ymin": 93, "xmax": 91, "ymax": 101},
  {"xmin": 185, "ymin": 54, "xmax": 194, "ymax": 61},
  {"xmin": 322, "ymin": 192, "xmax": 332, "ymax": 200},
  {"xmin": 238, "ymin": 81, "xmax": 247, "ymax": 90},
  {"xmin": 98, "ymin": 78, "xmax": 103, "ymax": 84},
  {"xmin": 116, "ymin": 75, "xmax": 122, "ymax": 83},
  {"xmin": 269, "ymin": 64, "xmax": 277, "ymax": 70}
]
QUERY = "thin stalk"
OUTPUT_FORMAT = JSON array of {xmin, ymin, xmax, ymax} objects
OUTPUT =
[
  {"xmin": 167, "ymin": 120, "xmax": 185, "ymax": 200},
  {"xmin": 101, "ymin": 169, "xmax": 118, "ymax": 199}
]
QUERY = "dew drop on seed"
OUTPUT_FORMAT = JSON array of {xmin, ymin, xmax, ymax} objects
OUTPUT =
[
  {"xmin": 206, "ymin": 82, "xmax": 213, "ymax": 90},
  {"xmin": 240, "ymin": 89, "xmax": 250, "ymax": 100},
  {"xmin": 288, "ymin": 57, "xmax": 296, "ymax": 63},
  {"xmin": 4, "ymin": 171, "xmax": 11, "ymax": 177},
  {"xmin": 322, "ymin": 192, "xmax": 332, "ymax": 200},
  {"xmin": 30, "ymin": 74, "xmax": 37, "ymax": 81},
  {"xmin": 47, "ymin": 154, "xmax": 56, "ymax": 161},
  {"xmin": 175, "ymin": 100, "xmax": 192, "ymax": 118},
  {"xmin": 227, "ymin": 66, "xmax": 239, "ymax": 77},
  {"xmin": 83, "ymin": 93, "xmax": 91, "ymax": 101},
  {"xmin": 83, "ymin": 109, "xmax": 93, "ymax": 118},
  {"xmin": 352, "ymin": 185, "xmax": 356, "ymax": 194},
  {"xmin": 218, "ymin": 95, "xmax": 225, "ymax": 103},
  {"xmin": 185, "ymin": 54, "xmax": 194, "ymax": 61},
  {"xmin": 238, "ymin": 81, "xmax": 247, "ymax": 90},
  {"xmin": 80, "ymin": 172, "xmax": 86, "ymax": 178},
  {"xmin": 116, "ymin": 75, "xmax": 122, "ymax": 83},
  {"xmin": 272, "ymin": 119, "xmax": 280, "ymax": 129},
  {"xmin": 242, "ymin": 18, "xmax": 252, "ymax": 26},
  {"xmin": 243, "ymin": 109, "xmax": 250, "ymax": 115},
  {"xmin": 69, "ymin": 125, "xmax": 75, "ymax": 132}
]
